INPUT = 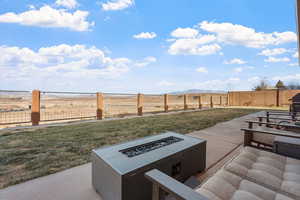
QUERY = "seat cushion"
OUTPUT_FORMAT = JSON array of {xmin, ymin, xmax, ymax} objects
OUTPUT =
[
  {"xmin": 224, "ymin": 147, "xmax": 300, "ymax": 197},
  {"xmin": 196, "ymin": 170, "xmax": 293, "ymax": 200}
]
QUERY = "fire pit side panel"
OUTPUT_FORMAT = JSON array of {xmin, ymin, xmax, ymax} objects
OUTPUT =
[{"xmin": 92, "ymin": 151, "xmax": 122, "ymax": 200}]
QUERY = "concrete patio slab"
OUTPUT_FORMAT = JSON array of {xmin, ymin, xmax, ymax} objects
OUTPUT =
[{"xmin": 0, "ymin": 111, "xmax": 263, "ymax": 200}]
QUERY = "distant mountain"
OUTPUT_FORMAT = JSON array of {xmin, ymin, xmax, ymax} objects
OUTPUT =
[{"xmin": 169, "ymin": 89, "xmax": 227, "ymax": 95}]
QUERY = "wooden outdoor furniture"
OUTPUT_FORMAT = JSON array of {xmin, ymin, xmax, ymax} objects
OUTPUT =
[
  {"xmin": 289, "ymin": 93, "xmax": 300, "ymax": 113},
  {"xmin": 144, "ymin": 127, "xmax": 300, "ymax": 200},
  {"xmin": 246, "ymin": 120, "xmax": 300, "ymax": 133},
  {"xmin": 257, "ymin": 116, "xmax": 300, "ymax": 124},
  {"xmin": 145, "ymin": 146, "xmax": 300, "ymax": 200},
  {"xmin": 274, "ymin": 136, "xmax": 300, "ymax": 159},
  {"xmin": 241, "ymin": 127, "xmax": 300, "ymax": 150}
]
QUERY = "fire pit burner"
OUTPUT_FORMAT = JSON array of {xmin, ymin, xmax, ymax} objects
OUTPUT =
[{"xmin": 119, "ymin": 136, "xmax": 183, "ymax": 157}]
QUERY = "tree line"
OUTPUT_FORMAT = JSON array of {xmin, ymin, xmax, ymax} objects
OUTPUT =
[{"xmin": 253, "ymin": 79, "xmax": 300, "ymax": 91}]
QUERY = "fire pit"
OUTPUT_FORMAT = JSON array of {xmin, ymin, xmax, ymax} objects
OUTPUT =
[{"xmin": 92, "ymin": 132, "xmax": 206, "ymax": 200}]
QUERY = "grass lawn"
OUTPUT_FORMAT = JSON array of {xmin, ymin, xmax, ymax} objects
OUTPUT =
[{"xmin": 0, "ymin": 108, "xmax": 259, "ymax": 189}]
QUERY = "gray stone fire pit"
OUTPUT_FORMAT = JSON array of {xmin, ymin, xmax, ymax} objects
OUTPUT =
[{"xmin": 92, "ymin": 132, "xmax": 206, "ymax": 200}]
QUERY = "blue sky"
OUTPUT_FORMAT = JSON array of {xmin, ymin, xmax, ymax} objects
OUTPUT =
[{"xmin": 0, "ymin": 0, "xmax": 299, "ymax": 93}]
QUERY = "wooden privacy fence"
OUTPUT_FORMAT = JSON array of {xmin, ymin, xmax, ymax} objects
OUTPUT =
[
  {"xmin": 228, "ymin": 89, "xmax": 300, "ymax": 107},
  {"xmin": 0, "ymin": 90, "xmax": 228, "ymax": 127}
]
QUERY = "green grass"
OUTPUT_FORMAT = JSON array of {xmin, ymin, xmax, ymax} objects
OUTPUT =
[{"xmin": 0, "ymin": 108, "xmax": 259, "ymax": 189}]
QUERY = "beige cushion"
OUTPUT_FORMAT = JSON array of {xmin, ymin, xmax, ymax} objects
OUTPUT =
[
  {"xmin": 196, "ymin": 170, "xmax": 293, "ymax": 200},
  {"xmin": 224, "ymin": 147, "xmax": 300, "ymax": 197}
]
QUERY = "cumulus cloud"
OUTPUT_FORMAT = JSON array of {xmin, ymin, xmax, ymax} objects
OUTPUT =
[
  {"xmin": 133, "ymin": 32, "xmax": 157, "ymax": 39},
  {"xmin": 199, "ymin": 21, "xmax": 297, "ymax": 48},
  {"xmin": 0, "ymin": 44, "xmax": 153, "ymax": 83},
  {"xmin": 248, "ymin": 76, "xmax": 260, "ymax": 82},
  {"xmin": 264, "ymin": 56, "xmax": 290, "ymax": 63},
  {"xmin": 258, "ymin": 48, "xmax": 288, "ymax": 56},
  {"xmin": 272, "ymin": 74, "xmax": 300, "ymax": 82},
  {"xmin": 102, "ymin": 0, "xmax": 134, "ymax": 11},
  {"xmin": 55, "ymin": 0, "xmax": 78, "ymax": 9},
  {"xmin": 196, "ymin": 67, "xmax": 208, "ymax": 73},
  {"xmin": 233, "ymin": 66, "xmax": 254, "ymax": 73},
  {"xmin": 158, "ymin": 80, "xmax": 174, "ymax": 87},
  {"xmin": 289, "ymin": 63, "xmax": 298, "ymax": 66},
  {"xmin": 168, "ymin": 34, "xmax": 220, "ymax": 55},
  {"xmin": 224, "ymin": 58, "xmax": 246, "ymax": 65},
  {"xmin": 192, "ymin": 77, "xmax": 240, "ymax": 90},
  {"xmin": 0, "ymin": 5, "xmax": 93, "ymax": 31},
  {"xmin": 171, "ymin": 28, "xmax": 199, "ymax": 38},
  {"xmin": 293, "ymin": 52, "xmax": 299, "ymax": 58},
  {"xmin": 168, "ymin": 21, "xmax": 296, "ymax": 56},
  {"xmin": 135, "ymin": 56, "xmax": 157, "ymax": 67}
]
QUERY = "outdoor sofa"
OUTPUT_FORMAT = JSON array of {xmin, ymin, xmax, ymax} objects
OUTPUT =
[{"xmin": 145, "ymin": 128, "xmax": 300, "ymax": 200}]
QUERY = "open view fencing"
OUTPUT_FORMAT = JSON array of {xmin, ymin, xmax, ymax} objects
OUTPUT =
[{"xmin": 0, "ymin": 90, "xmax": 228, "ymax": 128}]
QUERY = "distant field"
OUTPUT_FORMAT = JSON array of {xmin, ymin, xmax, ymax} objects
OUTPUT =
[
  {"xmin": 0, "ymin": 108, "xmax": 259, "ymax": 189},
  {"xmin": 0, "ymin": 93, "xmax": 228, "ymax": 128}
]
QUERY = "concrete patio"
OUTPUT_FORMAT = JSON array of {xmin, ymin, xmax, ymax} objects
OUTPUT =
[{"xmin": 0, "ymin": 111, "xmax": 262, "ymax": 200}]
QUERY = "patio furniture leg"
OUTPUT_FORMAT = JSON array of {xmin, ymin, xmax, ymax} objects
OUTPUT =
[
  {"xmin": 244, "ymin": 130, "xmax": 253, "ymax": 147},
  {"xmin": 258, "ymin": 117, "xmax": 263, "ymax": 126}
]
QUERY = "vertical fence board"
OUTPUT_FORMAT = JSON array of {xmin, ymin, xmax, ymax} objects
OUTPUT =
[
  {"xmin": 97, "ymin": 93, "xmax": 104, "ymax": 120},
  {"xmin": 137, "ymin": 93, "xmax": 143, "ymax": 116},
  {"xmin": 164, "ymin": 94, "xmax": 169, "ymax": 112},
  {"xmin": 31, "ymin": 90, "xmax": 40, "ymax": 126},
  {"xmin": 184, "ymin": 94, "xmax": 188, "ymax": 110}
]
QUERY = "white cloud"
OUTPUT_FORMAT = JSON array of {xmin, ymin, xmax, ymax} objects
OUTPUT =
[
  {"xmin": 0, "ymin": 44, "xmax": 151, "ymax": 82},
  {"xmin": 158, "ymin": 81, "xmax": 174, "ymax": 87},
  {"xmin": 171, "ymin": 28, "xmax": 199, "ymax": 38},
  {"xmin": 264, "ymin": 56, "xmax": 290, "ymax": 63},
  {"xmin": 248, "ymin": 76, "xmax": 260, "ymax": 82},
  {"xmin": 133, "ymin": 32, "xmax": 157, "ymax": 39},
  {"xmin": 168, "ymin": 34, "xmax": 220, "ymax": 55},
  {"xmin": 289, "ymin": 63, "xmax": 298, "ymax": 66},
  {"xmin": 233, "ymin": 66, "xmax": 254, "ymax": 73},
  {"xmin": 168, "ymin": 26, "xmax": 220, "ymax": 56},
  {"xmin": 272, "ymin": 74, "xmax": 300, "ymax": 82},
  {"xmin": 55, "ymin": 0, "xmax": 78, "ymax": 9},
  {"xmin": 102, "ymin": 0, "xmax": 134, "ymax": 11},
  {"xmin": 135, "ymin": 56, "xmax": 157, "ymax": 67},
  {"xmin": 192, "ymin": 77, "xmax": 240, "ymax": 90},
  {"xmin": 293, "ymin": 52, "xmax": 299, "ymax": 58},
  {"xmin": 224, "ymin": 58, "xmax": 246, "ymax": 65},
  {"xmin": 0, "ymin": 5, "xmax": 93, "ymax": 31},
  {"xmin": 199, "ymin": 21, "xmax": 297, "ymax": 48},
  {"xmin": 196, "ymin": 67, "xmax": 208, "ymax": 73},
  {"xmin": 258, "ymin": 48, "xmax": 288, "ymax": 56}
]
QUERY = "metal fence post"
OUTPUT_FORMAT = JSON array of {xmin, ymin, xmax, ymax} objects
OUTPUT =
[
  {"xmin": 96, "ymin": 93, "xmax": 104, "ymax": 120},
  {"xmin": 31, "ymin": 90, "xmax": 40, "ymax": 126}
]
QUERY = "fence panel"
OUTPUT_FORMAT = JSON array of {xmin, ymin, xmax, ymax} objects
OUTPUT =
[
  {"xmin": 40, "ymin": 91, "xmax": 97, "ymax": 122},
  {"xmin": 0, "ymin": 90, "xmax": 32, "ymax": 128},
  {"xmin": 143, "ymin": 95, "xmax": 164, "ymax": 113},
  {"xmin": 104, "ymin": 93, "xmax": 137, "ymax": 118},
  {"xmin": 168, "ymin": 95, "xmax": 184, "ymax": 111}
]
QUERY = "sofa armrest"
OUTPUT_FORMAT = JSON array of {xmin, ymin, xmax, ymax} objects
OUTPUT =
[{"xmin": 145, "ymin": 169, "xmax": 209, "ymax": 200}]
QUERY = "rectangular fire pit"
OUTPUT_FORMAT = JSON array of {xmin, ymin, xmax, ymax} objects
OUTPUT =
[{"xmin": 92, "ymin": 132, "xmax": 206, "ymax": 200}]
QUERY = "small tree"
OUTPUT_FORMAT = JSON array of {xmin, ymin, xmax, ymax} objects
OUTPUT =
[
  {"xmin": 253, "ymin": 79, "xmax": 269, "ymax": 91},
  {"xmin": 275, "ymin": 80, "xmax": 286, "ymax": 89}
]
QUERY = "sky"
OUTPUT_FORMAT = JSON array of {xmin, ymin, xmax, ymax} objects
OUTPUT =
[{"xmin": 0, "ymin": 0, "xmax": 299, "ymax": 93}]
